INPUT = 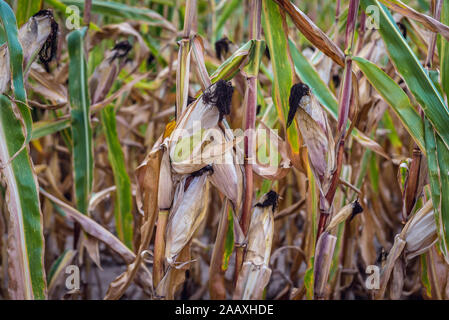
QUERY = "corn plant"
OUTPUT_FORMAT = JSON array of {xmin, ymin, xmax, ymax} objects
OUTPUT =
[{"xmin": 1, "ymin": 0, "xmax": 449, "ymax": 300}]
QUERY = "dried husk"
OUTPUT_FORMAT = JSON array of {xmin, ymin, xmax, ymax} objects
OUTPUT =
[
  {"xmin": 404, "ymin": 206, "xmax": 437, "ymax": 260},
  {"xmin": 165, "ymin": 173, "xmax": 210, "ymax": 265},
  {"xmin": 253, "ymin": 121, "xmax": 292, "ymax": 180},
  {"xmin": 233, "ymin": 192, "xmax": 276, "ymax": 299},
  {"xmin": 208, "ymin": 126, "xmax": 244, "ymax": 210},
  {"xmin": 313, "ymin": 231, "xmax": 337, "ymax": 299},
  {"xmin": 19, "ymin": 10, "xmax": 55, "ymax": 73},
  {"xmin": 208, "ymin": 150, "xmax": 244, "ymax": 210},
  {"xmin": 289, "ymin": 85, "xmax": 335, "ymax": 200},
  {"xmin": 326, "ymin": 200, "xmax": 363, "ymax": 232},
  {"xmin": 389, "ymin": 259, "xmax": 405, "ymax": 300},
  {"xmin": 376, "ymin": 200, "xmax": 435, "ymax": 299},
  {"xmin": 0, "ymin": 10, "xmax": 55, "ymax": 94},
  {"xmin": 169, "ymin": 81, "xmax": 236, "ymax": 175},
  {"xmin": 158, "ymin": 148, "xmax": 174, "ymax": 210},
  {"xmin": 90, "ymin": 22, "xmax": 150, "ymax": 73}
]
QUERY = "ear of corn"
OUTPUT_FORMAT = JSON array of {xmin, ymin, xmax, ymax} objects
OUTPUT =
[
  {"xmin": 234, "ymin": 191, "xmax": 277, "ymax": 300},
  {"xmin": 165, "ymin": 172, "xmax": 210, "ymax": 266},
  {"xmin": 313, "ymin": 231, "xmax": 337, "ymax": 299}
]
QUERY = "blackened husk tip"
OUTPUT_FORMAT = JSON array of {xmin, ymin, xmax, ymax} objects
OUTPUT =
[
  {"xmin": 202, "ymin": 80, "xmax": 234, "ymax": 121},
  {"xmin": 350, "ymin": 199, "xmax": 363, "ymax": 221},
  {"xmin": 287, "ymin": 83, "xmax": 310, "ymax": 128},
  {"xmin": 256, "ymin": 190, "xmax": 279, "ymax": 212}
]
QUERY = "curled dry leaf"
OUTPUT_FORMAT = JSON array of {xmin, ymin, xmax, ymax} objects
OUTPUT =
[
  {"xmin": 103, "ymin": 147, "xmax": 162, "ymax": 300},
  {"xmin": 91, "ymin": 22, "xmax": 150, "ymax": 74},
  {"xmin": 274, "ymin": 0, "xmax": 345, "ymax": 67},
  {"xmin": 40, "ymin": 189, "xmax": 153, "ymax": 296},
  {"xmin": 89, "ymin": 40, "xmax": 132, "ymax": 104}
]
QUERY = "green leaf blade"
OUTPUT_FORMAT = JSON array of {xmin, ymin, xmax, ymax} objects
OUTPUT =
[
  {"xmin": 0, "ymin": 95, "xmax": 46, "ymax": 299},
  {"xmin": 353, "ymin": 56, "xmax": 425, "ymax": 152},
  {"xmin": 101, "ymin": 105, "xmax": 134, "ymax": 250},
  {"xmin": 361, "ymin": 0, "xmax": 449, "ymax": 151},
  {"xmin": 68, "ymin": 27, "xmax": 93, "ymax": 215}
]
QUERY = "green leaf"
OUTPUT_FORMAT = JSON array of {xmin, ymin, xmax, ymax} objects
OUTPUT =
[
  {"xmin": 101, "ymin": 105, "xmax": 133, "ymax": 250},
  {"xmin": 289, "ymin": 38, "xmax": 338, "ymax": 116},
  {"xmin": 0, "ymin": 2, "xmax": 46, "ymax": 299},
  {"xmin": 60, "ymin": 0, "xmax": 175, "ymax": 31},
  {"xmin": 44, "ymin": 0, "xmax": 100, "ymax": 31},
  {"xmin": 440, "ymin": 0, "xmax": 449, "ymax": 100},
  {"xmin": 361, "ymin": 0, "xmax": 449, "ymax": 151},
  {"xmin": 420, "ymin": 253, "xmax": 432, "ymax": 298},
  {"xmin": 16, "ymin": 0, "xmax": 42, "ymax": 27},
  {"xmin": 32, "ymin": 118, "xmax": 71, "ymax": 141},
  {"xmin": 424, "ymin": 118, "xmax": 442, "ymax": 242},
  {"xmin": 47, "ymin": 249, "xmax": 76, "ymax": 287},
  {"xmin": 222, "ymin": 206, "xmax": 234, "ymax": 271},
  {"xmin": 214, "ymin": 0, "xmax": 241, "ymax": 42},
  {"xmin": 0, "ymin": 1, "xmax": 31, "ymax": 145},
  {"xmin": 261, "ymin": 0, "xmax": 300, "ymax": 159},
  {"xmin": 68, "ymin": 27, "xmax": 93, "ymax": 215},
  {"xmin": 288, "ymin": 41, "xmax": 390, "ymax": 159},
  {"xmin": 353, "ymin": 56, "xmax": 425, "ymax": 152},
  {"xmin": 304, "ymin": 257, "xmax": 314, "ymax": 300},
  {"xmin": 0, "ymin": 96, "xmax": 46, "ymax": 299},
  {"xmin": 435, "ymin": 134, "xmax": 449, "ymax": 257},
  {"xmin": 382, "ymin": 110, "xmax": 403, "ymax": 152},
  {"xmin": 209, "ymin": 40, "xmax": 254, "ymax": 83}
]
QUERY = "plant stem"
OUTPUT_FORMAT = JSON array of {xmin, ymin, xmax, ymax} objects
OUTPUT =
[
  {"xmin": 176, "ymin": 0, "xmax": 197, "ymax": 119},
  {"xmin": 316, "ymin": 0, "xmax": 359, "ymax": 242},
  {"xmin": 236, "ymin": 0, "xmax": 261, "ymax": 281}
]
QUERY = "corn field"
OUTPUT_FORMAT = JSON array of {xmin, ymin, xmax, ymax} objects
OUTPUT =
[{"xmin": 1, "ymin": 0, "xmax": 449, "ymax": 301}]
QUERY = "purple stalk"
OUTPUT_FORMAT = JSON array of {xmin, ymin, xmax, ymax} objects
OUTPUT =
[
  {"xmin": 236, "ymin": 0, "xmax": 262, "ymax": 281},
  {"xmin": 316, "ymin": 0, "xmax": 359, "ymax": 243}
]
